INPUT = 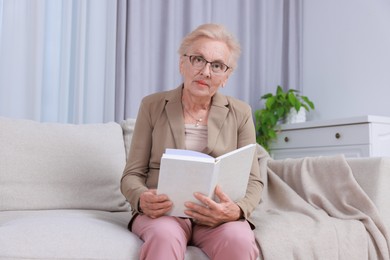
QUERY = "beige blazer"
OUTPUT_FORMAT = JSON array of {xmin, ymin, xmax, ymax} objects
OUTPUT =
[{"xmin": 121, "ymin": 85, "xmax": 263, "ymax": 227}]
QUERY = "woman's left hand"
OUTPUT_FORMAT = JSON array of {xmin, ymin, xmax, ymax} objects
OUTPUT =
[{"xmin": 184, "ymin": 185, "xmax": 242, "ymax": 227}]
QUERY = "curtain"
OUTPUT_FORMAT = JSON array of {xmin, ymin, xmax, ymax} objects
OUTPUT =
[
  {"xmin": 0, "ymin": 0, "xmax": 302, "ymax": 123},
  {"xmin": 0, "ymin": 0, "xmax": 117, "ymax": 123},
  {"xmin": 115, "ymin": 0, "xmax": 303, "ymax": 121}
]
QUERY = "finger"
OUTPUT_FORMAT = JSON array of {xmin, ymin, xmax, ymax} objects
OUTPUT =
[
  {"xmin": 151, "ymin": 189, "xmax": 171, "ymax": 202},
  {"xmin": 143, "ymin": 192, "xmax": 170, "ymax": 204},
  {"xmin": 149, "ymin": 189, "xmax": 157, "ymax": 195},
  {"xmin": 187, "ymin": 211, "xmax": 217, "ymax": 227},
  {"xmin": 143, "ymin": 201, "xmax": 173, "ymax": 217},
  {"xmin": 145, "ymin": 208, "xmax": 169, "ymax": 219},
  {"xmin": 193, "ymin": 192, "xmax": 215, "ymax": 209},
  {"xmin": 214, "ymin": 185, "xmax": 231, "ymax": 203},
  {"xmin": 146, "ymin": 200, "xmax": 172, "ymax": 211}
]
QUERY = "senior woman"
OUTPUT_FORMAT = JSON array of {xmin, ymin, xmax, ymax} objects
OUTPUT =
[{"xmin": 121, "ymin": 23, "xmax": 263, "ymax": 260}]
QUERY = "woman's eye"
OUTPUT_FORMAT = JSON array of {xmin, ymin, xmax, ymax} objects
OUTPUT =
[
  {"xmin": 212, "ymin": 63, "xmax": 221, "ymax": 69},
  {"xmin": 194, "ymin": 57, "xmax": 203, "ymax": 63}
]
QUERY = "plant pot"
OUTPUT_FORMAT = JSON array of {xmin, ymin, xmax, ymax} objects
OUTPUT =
[{"xmin": 286, "ymin": 107, "xmax": 306, "ymax": 124}]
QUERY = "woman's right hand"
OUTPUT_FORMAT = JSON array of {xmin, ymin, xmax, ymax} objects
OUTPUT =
[{"xmin": 139, "ymin": 189, "xmax": 173, "ymax": 218}]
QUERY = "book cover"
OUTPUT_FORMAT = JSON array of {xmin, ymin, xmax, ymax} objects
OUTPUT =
[{"xmin": 157, "ymin": 143, "xmax": 256, "ymax": 217}]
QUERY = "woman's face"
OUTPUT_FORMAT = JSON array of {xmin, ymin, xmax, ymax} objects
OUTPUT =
[{"xmin": 180, "ymin": 37, "xmax": 232, "ymax": 99}]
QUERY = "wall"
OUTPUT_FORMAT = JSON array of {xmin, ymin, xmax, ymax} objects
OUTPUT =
[{"xmin": 302, "ymin": 0, "xmax": 390, "ymax": 121}]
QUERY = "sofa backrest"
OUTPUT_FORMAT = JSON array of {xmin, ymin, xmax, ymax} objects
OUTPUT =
[
  {"xmin": 120, "ymin": 118, "xmax": 136, "ymax": 160},
  {"xmin": 0, "ymin": 117, "xmax": 129, "ymax": 212}
]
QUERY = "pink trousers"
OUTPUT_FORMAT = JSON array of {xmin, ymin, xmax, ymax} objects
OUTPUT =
[{"xmin": 132, "ymin": 214, "xmax": 259, "ymax": 260}]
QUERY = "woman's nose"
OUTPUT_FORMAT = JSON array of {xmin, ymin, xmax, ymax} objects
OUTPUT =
[{"xmin": 200, "ymin": 63, "xmax": 211, "ymax": 77}]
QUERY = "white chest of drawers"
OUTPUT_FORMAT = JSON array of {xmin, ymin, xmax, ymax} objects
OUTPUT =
[{"xmin": 269, "ymin": 115, "xmax": 390, "ymax": 159}]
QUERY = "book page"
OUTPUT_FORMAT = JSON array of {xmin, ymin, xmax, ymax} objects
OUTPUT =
[
  {"xmin": 165, "ymin": 148, "xmax": 213, "ymax": 158},
  {"xmin": 163, "ymin": 149, "xmax": 215, "ymax": 163},
  {"xmin": 214, "ymin": 144, "xmax": 256, "ymax": 202},
  {"xmin": 157, "ymin": 157, "xmax": 217, "ymax": 217}
]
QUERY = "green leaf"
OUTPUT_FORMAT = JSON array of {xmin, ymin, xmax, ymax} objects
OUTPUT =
[
  {"xmin": 301, "ymin": 104, "xmax": 309, "ymax": 111},
  {"xmin": 287, "ymin": 92, "xmax": 297, "ymax": 107},
  {"xmin": 294, "ymin": 100, "xmax": 302, "ymax": 112},
  {"xmin": 301, "ymin": 96, "xmax": 315, "ymax": 109},
  {"xmin": 276, "ymin": 86, "xmax": 285, "ymax": 97},
  {"xmin": 268, "ymin": 130, "xmax": 277, "ymax": 138},
  {"xmin": 265, "ymin": 96, "xmax": 276, "ymax": 109},
  {"xmin": 276, "ymin": 107, "xmax": 284, "ymax": 118},
  {"xmin": 261, "ymin": 93, "xmax": 273, "ymax": 100}
]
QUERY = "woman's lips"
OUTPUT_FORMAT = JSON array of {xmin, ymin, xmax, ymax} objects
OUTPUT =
[{"xmin": 195, "ymin": 80, "xmax": 208, "ymax": 87}]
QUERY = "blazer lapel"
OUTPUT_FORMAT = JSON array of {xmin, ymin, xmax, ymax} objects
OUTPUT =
[
  {"xmin": 165, "ymin": 86, "xmax": 186, "ymax": 149},
  {"xmin": 205, "ymin": 92, "xmax": 229, "ymax": 154}
]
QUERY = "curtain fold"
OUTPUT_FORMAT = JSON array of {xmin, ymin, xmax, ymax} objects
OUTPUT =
[{"xmin": 114, "ymin": 0, "xmax": 127, "ymax": 122}]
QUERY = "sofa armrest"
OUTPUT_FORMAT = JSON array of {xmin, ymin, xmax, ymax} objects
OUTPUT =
[
  {"xmin": 266, "ymin": 155, "xmax": 390, "ymax": 234},
  {"xmin": 346, "ymin": 157, "xmax": 390, "ymax": 231}
]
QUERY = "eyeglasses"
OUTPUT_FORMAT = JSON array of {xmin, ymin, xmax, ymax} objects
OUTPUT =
[{"xmin": 184, "ymin": 54, "xmax": 230, "ymax": 74}]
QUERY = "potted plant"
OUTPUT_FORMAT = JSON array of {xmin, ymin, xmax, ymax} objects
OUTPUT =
[{"xmin": 254, "ymin": 85, "xmax": 315, "ymax": 152}]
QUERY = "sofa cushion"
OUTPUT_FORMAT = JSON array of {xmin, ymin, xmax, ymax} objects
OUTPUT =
[
  {"xmin": 0, "ymin": 210, "xmax": 209, "ymax": 260},
  {"xmin": 0, "ymin": 210, "xmax": 141, "ymax": 259},
  {"xmin": 0, "ymin": 117, "xmax": 128, "ymax": 212}
]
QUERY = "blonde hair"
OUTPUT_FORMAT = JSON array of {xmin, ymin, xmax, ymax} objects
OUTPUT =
[{"xmin": 178, "ymin": 23, "xmax": 241, "ymax": 70}]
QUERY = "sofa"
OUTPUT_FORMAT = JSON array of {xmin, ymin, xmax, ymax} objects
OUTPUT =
[{"xmin": 0, "ymin": 116, "xmax": 389, "ymax": 260}]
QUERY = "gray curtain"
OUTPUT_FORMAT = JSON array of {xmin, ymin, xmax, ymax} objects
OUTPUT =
[
  {"xmin": 0, "ymin": 0, "xmax": 118, "ymax": 123},
  {"xmin": 115, "ymin": 0, "xmax": 303, "ymax": 121}
]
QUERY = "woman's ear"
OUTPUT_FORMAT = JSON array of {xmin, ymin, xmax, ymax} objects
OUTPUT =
[{"xmin": 221, "ymin": 72, "xmax": 231, "ymax": 87}]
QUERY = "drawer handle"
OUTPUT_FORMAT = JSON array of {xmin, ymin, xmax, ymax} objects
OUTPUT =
[
  {"xmin": 335, "ymin": 133, "xmax": 341, "ymax": 139},
  {"xmin": 284, "ymin": 137, "xmax": 289, "ymax": 142}
]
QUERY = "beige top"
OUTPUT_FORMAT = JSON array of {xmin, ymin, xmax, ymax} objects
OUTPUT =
[{"xmin": 184, "ymin": 124, "xmax": 207, "ymax": 152}]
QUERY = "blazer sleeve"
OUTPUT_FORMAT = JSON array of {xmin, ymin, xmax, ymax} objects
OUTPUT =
[
  {"xmin": 120, "ymin": 98, "xmax": 154, "ymax": 213},
  {"xmin": 233, "ymin": 102, "xmax": 264, "ymax": 221}
]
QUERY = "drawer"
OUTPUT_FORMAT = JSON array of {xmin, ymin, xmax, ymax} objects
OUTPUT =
[
  {"xmin": 270, "ymin": 145, "xmax": 371, "ymax": 159},
  {"xmin": 270, "ymin": 124, "xmax": 371, "ymax": 149}
]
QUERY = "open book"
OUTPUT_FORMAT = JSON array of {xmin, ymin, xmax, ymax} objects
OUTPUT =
[{"xmin": 157, "ymin": 143, "xmax": 256, "ymax": 217}]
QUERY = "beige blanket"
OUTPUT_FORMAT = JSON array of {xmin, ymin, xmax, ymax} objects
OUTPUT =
[{"xmin": 251, "ymin": 147, "xmax": 390, "ymax": 260}]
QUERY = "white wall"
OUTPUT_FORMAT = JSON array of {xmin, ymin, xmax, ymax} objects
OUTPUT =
[{"xmin": 302, "ymin": 0, "xmax": 390, "ymax": 121}]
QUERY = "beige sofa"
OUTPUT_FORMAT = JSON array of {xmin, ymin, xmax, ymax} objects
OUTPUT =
[{"xmin": 0, "ymin": 116, "xmax": 389, "ymax": 259}]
